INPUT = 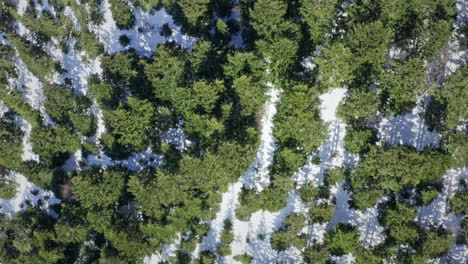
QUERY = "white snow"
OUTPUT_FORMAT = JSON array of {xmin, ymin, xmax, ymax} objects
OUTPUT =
[
  {"xmin": 0, "ymin": 101, "xmax": 9, "ymax": 117},
  {"xmin": 47, "ymin": 37, "xmax": 103, "ymax": 95},
  {"xmin": 0, "ymin": 171, "xmax": 60, "ymax": 218},
  {"xmin": 64, "ymin": 6, "xmax": 82, "ymax": 31},
  {"xmin": 62, "ymin": 149, "xmax": 83, "ymax": 172},
  {"xmin": 91, "ymin": 0, "xmax": 196, "ymax": 56},
  {"xmin": 144, "ymin": 234, "xmax": 182, "ymax": 264},
  {"xmin": 242, "ymin": 86, "xmax": 280, "ymax": 192},
  {"xmin": 9, "ymin": 55, "xmax": 55, "ymax": 126},
  {"xmin": 377, "ymin": 100, "xmax": 441, "ymax": 151},
  {"xmin": 295, "ymin": 88, "xmax": 358, "ymax": 186},
  {"xmin": 417, "ymin": 167, "xmax": 467, "ymax": 235},
  {"xmin": 161, "ymin": 120, "xmax": 193, "ymax": 151},
  {"xmin": 83, "ymin": 150, "xmax": 164, "ymax": 172},
  {"xmin": 16, "ymin": 116, "xmax": 40, "ymax": 162},
  {"xmin": 15, "ymin": 0, "xmax": 29, "ymax": 16},
  {"xmin": 348, "ymin": 205, "xmax": 386, "ymax": 248},
  {"xmin": 330, "ymin": 253, "xmax": 355, "ymax": 264}
]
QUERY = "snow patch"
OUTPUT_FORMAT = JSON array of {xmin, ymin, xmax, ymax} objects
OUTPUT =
[
  {"xmin": 417, "ymin": 167, "xmax": 467, "ymax": 235},
  {"xmin": 295, "ymin": 88, "xmax": 358, "ymax": 186},
  {"xmin": 144, "ymin": 234, "xmax": 182, "ymax": 264},
  {"xmin": 49, "ymin": 38, "xmax": 103, "ymax": 95},
  {"xmin": 377, "ymin": 101, "xmax": 440, "ymax": 151},
  {"xmin": 84, "ymin": 151, "xmax": 164, "ymax": 172},
  {"xmin": 0, "ymin": 171, "xmax": 60, "ymax": 218},
  {"xmin": 91, "ymin": 0, "xmax": 196, "ymax": 56},
  {"xmin": 16, "ymin": 116, "xmax": 40, "ymax": 162},
  {"xmin": 161, "ymin": 120, "xmax": 193, "ymax": 151}
]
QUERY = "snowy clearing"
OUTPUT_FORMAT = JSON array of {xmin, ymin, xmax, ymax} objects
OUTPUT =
[{"xmin": 377, "ymin": 101, "xmax": 441, "ymax": 151}]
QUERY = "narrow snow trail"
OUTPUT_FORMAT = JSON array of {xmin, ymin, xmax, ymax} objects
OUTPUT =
[
  {"xmin": 242, "ymin": 86, "xmax": 280, "ymax": 192},
  {"xmin": 295, "ymin": 88, "xmax": 358, "ymax": 187},
  {"xmin": 0, "ymin": 171, "xmax": 61, "ymax": 218},
  {"xmin": 199, "ymin": 85, "xmax": 282, "ymax": 262},
  {"xmin": 16, "ymin": 116, "xmax": 40, "ymax": 162},
  {"xmin": 9, "ymin": 56, "xmax": 55, "ymax": 126},
  {"xmin": 92, "ymin": 0, "xmax": 196, "ymax": 56}
]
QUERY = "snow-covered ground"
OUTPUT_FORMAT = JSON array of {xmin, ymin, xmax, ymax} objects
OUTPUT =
[
  {"xmin": 417, "ymin": 167, "xmax": 467, "ymax": 234},
  {"xmin": 242, "ymin": 86, "xmax": 280, "ymax": 192},
  {"xmin": 0, "ymin": 171, "xmax": 60, "ymax": 218},
  {"xmin": 49, "ymin": 38, "xmax": 103, "ymax": 95},
  {"xmin": 16, "ymin": 116, "xmax": 40, "ymax": 162},
  {"xmin": 160, "ymin": 120, "xmax": 193, "ymax": 151},
  {"xmin": 9, "ymin": 55, "xmax": 55, "ymax": 126},
  {"xmin": 295, "ymin": 88, "xmax": 358, "ymax": 186},
  {"xmin": 91, "ymin": 0, "xmax": 196, "ymax": 56},
  {"xmin": 144, "ymin": 234, "xmax": 182, "ymax": 264},
  {"xmin": 198, "ymin": 84, "xmax": 285, "ymax": 263},
  {"xmin": 377, "ymin": 100, "xmax": 441, "ymax": 151}
]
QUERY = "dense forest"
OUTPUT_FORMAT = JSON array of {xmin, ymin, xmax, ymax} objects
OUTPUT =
[{"xmin": 0, "ymin": 0, "xmax": 467, "ymax": 263}]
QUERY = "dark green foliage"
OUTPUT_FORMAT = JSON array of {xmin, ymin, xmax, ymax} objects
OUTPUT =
[
  {"xmin": 381, "ymin": 0, "xmax": 456, "ymax": 58},
  {"xmin": 72, "ymin": 166, "xmax": 128, "ymax": 209},
  {"xmin": 315, "ymin": 43, "xmax": 354, "ymax": 90},
  {"xmin": 345, "ymin": 21, "xmax": 391, "ymax": 85},
  {"xmin": 19, "ymin": 161, "xmax": 55, "ymax": 190},
  {"xmin": 275, "ymin": 84, "xmax": 327, "ymax": 153},
  {"xmin": 43, "ymin": 84, "xmax": 95, "ymax": 136},
  {"xmin": 7, "ymin": 34, "xmax": 57, "ymax": 81},
  {"xmin": 0, "ymin": 90, "xmax": 42, "ymax": 127},
  {"xmin": 218, "ymin": 219, "xmax": 234, "ymax": 256},
  {"xmin": 31, "ymin": 126, "xmax": 81, "ymax": 164},
  {"xmin": 324, "ymin": 224, "xmax": 360, "ymax": 256},
  {"xmin": 236, "ymin": 176, "xmax": 293, "ymax": 221},
  {"xmin": 0, "ymin": 171, "xmax": 17, "ymax": 199},
  {"xmin": 449, "ymin": 191, "xmax": 467, "ymax": 215},
  {"xmin": 88, "ymin": 77, "xmax": 117, "ymax": 109},
  {"xmin": 351, "ymin": 189, "xmax": 383, "ymax": 211},
  {"xmin": 381, "ymin": 202, "xmax": 419, "ymax": 244},
  {"xmin": 299, "ymin": 0, "xmax": 338, "ymax": 45},
  {"xmin": 418, "ymin": 229, "xmax": 454, "ymax": 259},
  {"xmin": 337, "ymin": 90, "xmax": 379, "ymax": 124},
  {"xmin": 233, "ymin": 253, "xmax": 254, "ymax": 264},
  {"xmin": 0, "ymin": 0, "xmax": 463, "ymax": 262},
  {"xmin": 101, "ymin": 52, "xmax": 138, "ymax": 85},
  {"xmin": 105, "ymin": 97, "xmax": 155, "ymax": 151},
  {"xmin": 271, "ymin": 213, "xmax": 307, "ymax": 251},
  {"xmin": 0, "ymin": 111, "xmax": 23, "ymax": 170},
  {"xmin": 145, "ymin": 44, "xmax": 187, "ymax": 103},
  {"xmin": 350, "ymin": 146, "xmax": 449, "ymax": 193},
  {"xmin": 344, "ymin": 127, "xmax": 377, "ymax": 154},
  {"xmin": 426, "ymin": 66, "xmax": 468, "ymax": 132},
  {"xmin": 177, "ymin": 0, "xmax": 210, "ymax": 28},
  {"xmin": 0, "ymin": 207, "xmax": 71, "ymax": 264},
  {"xmin": 381, "ymin": 58, "xmax": 426, "ymax": 115},
  {"xmin": 109, "ymin": 0, "xmax": 135, "ymax": 29},
  {"xmin": 324, "ymin": 168, "xmax": 346, "ymax": 186},
  {"xmin": 308, "ymin": 203, "xmax": 335, "ymax": 223},
  {"xmin": 302, "ymin": 244, "xmax": 329, "ymax": 264},
  {"xmin": 13, "ymin": 9, "xmax": 67, "ymax": 43},
  {"xmin": 416, "ymin": 189, "xmax": 439, "ymax": 206}
]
